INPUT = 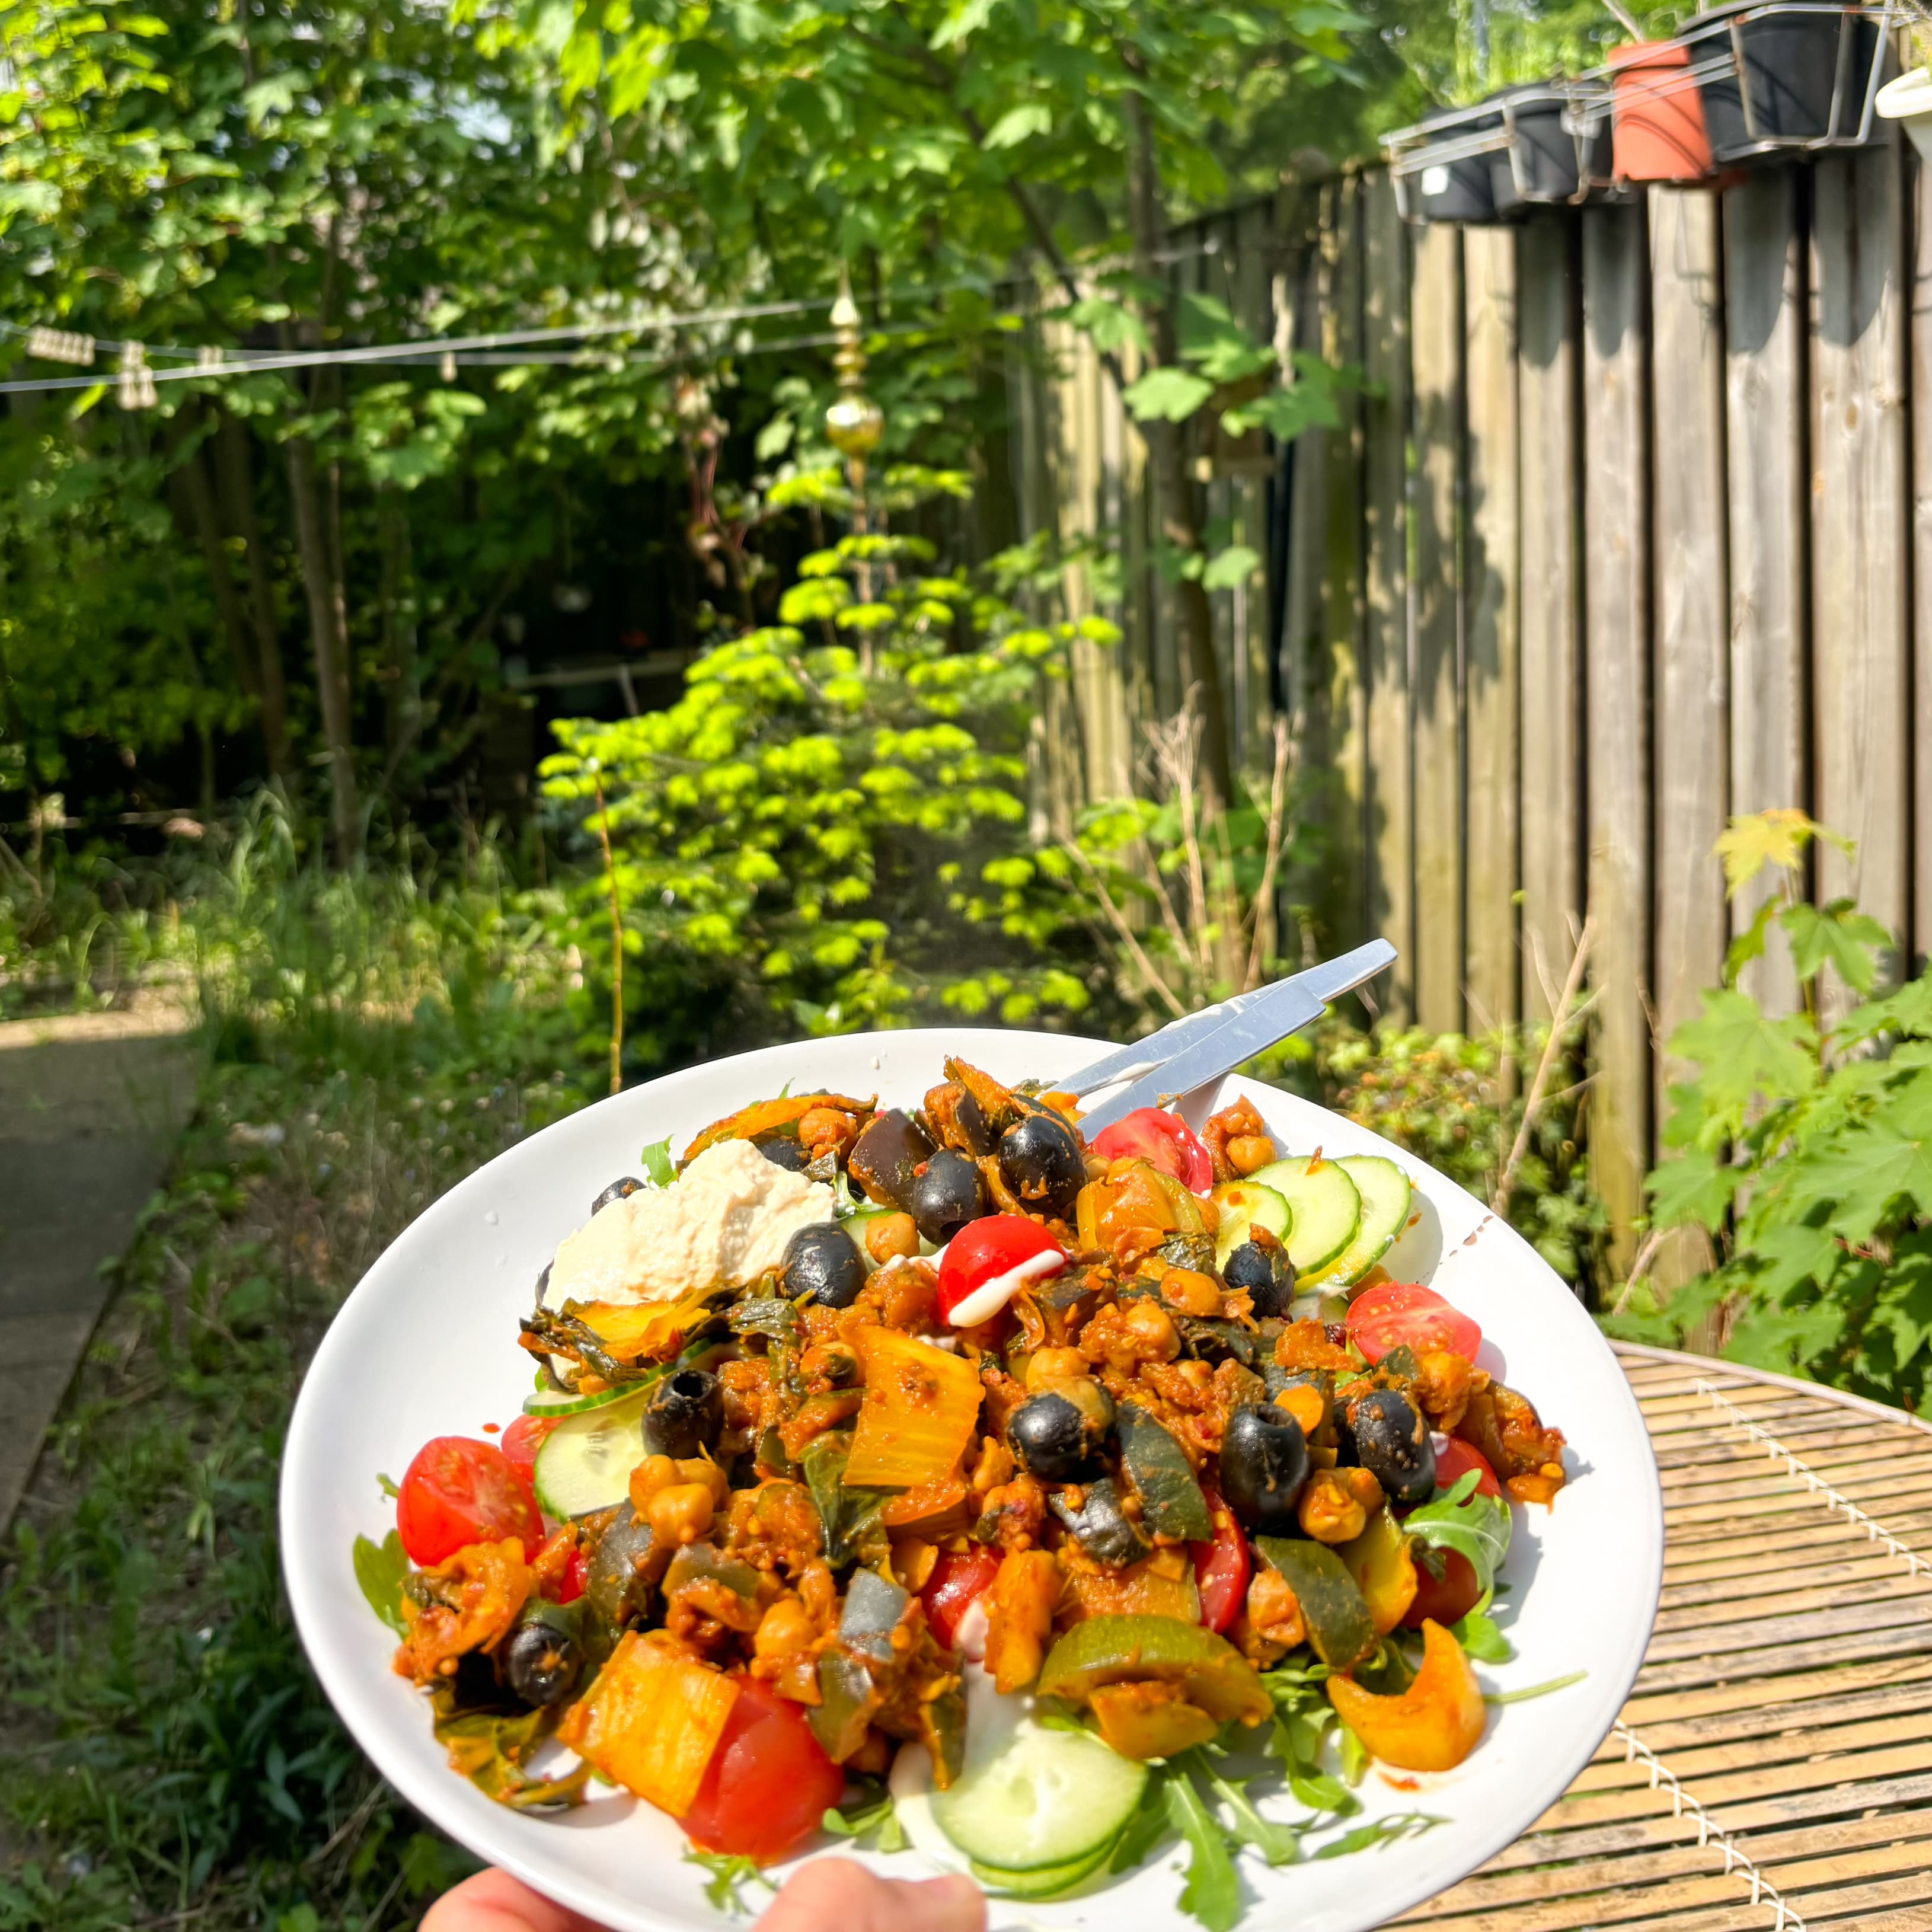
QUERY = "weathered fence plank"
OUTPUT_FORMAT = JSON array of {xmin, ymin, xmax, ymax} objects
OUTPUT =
[
  {"xmin": 1411, "ymin": 221, "xmax": 1465, "ymax": 1036},
  {"xmin": 1516, "ymin": 214, "xmax": 1585, "ymax": 1024},
  {"xmin": 1649, "ymin": 187, "xmax": 1730, "ymax": 1130},
  {"xmin": 1361, "ymin": 175, "xmax": 1414, "ymax": 1023},
  {"xmin": 1723, "ymin": 167, "xmax": 1809, "ymax": 1016},
  {"xmin": 1812, "ymin": 143, "xmax": 1910, "ymax": 1002},
  {"xmin": 1462, "ymin": 225, "xmax": 1521, "ymax": 1045},
  {"xmin": 1582, "ymin": 200, "xmax": 1653, "ymax": 1276}
]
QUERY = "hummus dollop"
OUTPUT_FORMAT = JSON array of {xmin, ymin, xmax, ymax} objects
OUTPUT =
[{"xmin": 546, "ymin": 1138, "xmax": 835, "ymax": 1307}]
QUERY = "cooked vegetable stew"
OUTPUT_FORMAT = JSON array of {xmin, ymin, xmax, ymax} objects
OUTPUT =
[{"xmin": 359, "ymin": 1065, "xmax": 1570, "ymax": 1913}]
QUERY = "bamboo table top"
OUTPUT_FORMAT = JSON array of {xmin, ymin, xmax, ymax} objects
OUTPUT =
[{"xmin": 1391, "ymin": 1342, "xmax": 1932, "ymax": 1932}]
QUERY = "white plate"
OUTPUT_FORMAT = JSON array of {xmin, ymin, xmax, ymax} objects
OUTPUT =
[{"xmin": 282, "ymin": 1027, "xmax": 1663, "ymax": 1932}]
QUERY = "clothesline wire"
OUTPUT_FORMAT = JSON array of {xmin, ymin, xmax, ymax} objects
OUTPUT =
[{"xmin": 0, "ymin": 238, "xmax": 1223, "ymax": 398}]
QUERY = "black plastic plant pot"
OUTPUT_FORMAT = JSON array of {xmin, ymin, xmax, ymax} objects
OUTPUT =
[
  {"xmin": 1693, "ymin": 4, "xmax": 1885, "ymax": 161},
  {"xmin": 1490, "ymin": 89, "xmax": 1584, "ymax": 210},
  {"xmin": 1406, "ymin": 104, "xmax": 1502, "ymax": 223}
]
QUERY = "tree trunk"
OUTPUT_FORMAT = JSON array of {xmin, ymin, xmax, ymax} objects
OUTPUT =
[
  {"xmin": 287, "ymin": 431, "xmax": 359, "ymax": 862},
  {"xmin": 165, "ymin": 406, "xmax": 264, "ymax": 723},
  {"xmin": 1123, "ymin": 84, "xmax": 1231, "ymax": 803},
  {"xmin": 378, "ymin": 487, "xmax": 420, "ymax": 768},
  {"xmin": 215, "ymin": 412, "xmax": 292, "ymax": 783}
]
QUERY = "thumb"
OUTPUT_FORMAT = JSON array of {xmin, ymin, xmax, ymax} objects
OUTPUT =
[{"xmin": 755, "ymin": 1859, "xmax": 985, "ymax": 1932}]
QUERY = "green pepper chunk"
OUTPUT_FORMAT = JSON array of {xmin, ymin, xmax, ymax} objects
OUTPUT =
[
  {"xmin": 1115, "ymin": 1402, "xmax": 1214, "ymax": 1542},
  {"xmin": 1036, "ymin": 1613, "xmax": 1272, "ymax": 1728}
]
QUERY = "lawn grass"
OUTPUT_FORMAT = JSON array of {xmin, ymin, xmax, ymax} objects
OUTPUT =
[{"xmin": 0, "ymin": 841, "xmax": 603, "ymax": 1932}]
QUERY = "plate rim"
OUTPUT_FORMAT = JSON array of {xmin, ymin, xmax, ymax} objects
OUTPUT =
[{"xmin": 281, "ymin": 1024, "xmax": 1665, "ymax": 1932}]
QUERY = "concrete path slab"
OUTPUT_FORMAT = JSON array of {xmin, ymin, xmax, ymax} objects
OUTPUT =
[{"xmin": 0, "ymin": 990, "xmax": 197, "ymax": 1533}]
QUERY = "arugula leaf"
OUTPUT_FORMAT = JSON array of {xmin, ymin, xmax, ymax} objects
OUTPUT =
[
  {"xmin": 1165, "ymin": 1771, "xmax": 1244, "ymax": 1932},
  {"xmin": 1314, "ymin": 1812, "xmax": 1445, "ymax": 1860},
  {"xmin": 352, "ymin": 1531, "xmax": 409, "ymax": 1634},
  {"xmin": 1452, "ymin": 1587, "xmax": 1514, "ymax": 1664},
  {"xmin": 376, "ymin": 1471, "xmax": 401, "ymax": 1500},
  {"xmin": 1337, "ymin": 1723, "xmax": 1369, "ymax": 1786},
  {"xmin": 683, "ymin": 1851, "xmax": 777, "ymax": 1914},
  {"xmin": 1196, "ymin": 1764, "xmax": 1302, "ymax": 1866},
  {"xmin": 1109, "ymin": 1772, "xmax": 1175, "ymax": 1873},
  {"xmin": 640, "ymin": 1136, "xmax": 676, "ymax": 1186},
  {"xmin": 1404, "ymin": 1472, "xmax": 1512, "ymax": 1597},
  {"xmin": 822, "ymin": 1783, "xmax": 908, "ymax": 1853},
  {"xmin": 1487, "ymin": 1669, "xmax": 1588, "ymax": 1706},
  {"xmin": 1288, "ymin": 1770, "xmax": 1359, "ymax": 1817}
]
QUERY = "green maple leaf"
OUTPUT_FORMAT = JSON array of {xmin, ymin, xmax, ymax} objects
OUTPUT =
[
  {"xmin": 1713, "ymin": 809, "xmax": 1847, "ymax": 896},
  {"xmin": 1666, "ymin": 989, "xmax": 1818, "ymax": 1137},
  {"xmin": 1123, "ymin": 366, "xmax": 1215, "ymax": 423},
  {"xmin": 1783, "ymin": 899, "xmax": 1891, "ymax": 994},
  {"xmin": 1647, "ymin": 1147, "xmax": 1736, "ymax": 1231}
]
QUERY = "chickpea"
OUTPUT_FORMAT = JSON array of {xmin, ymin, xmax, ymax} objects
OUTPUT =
[
  {"xmin": 1026, "ymin": 1346, "xmax": 1088, "ymax": 1391},
  {"xmin": 848, "ymin": 1730, "xmax": 893, "ymax": 1777},
  {"xmin": 628, "ymin": 1454, "xmax": 680, "ymax": 1513},
  {"xmin": 797, "ymin": 1107, "xmax": 858, "ymax": 1157},
  {"xmin": 1227, "ymin": 1135, "xmax": 1276, "ymax": 1177},
  {"xmin": 1298, "ymin": 1468, "xmax": 1372, "ymax": 1544},
  {"xmin": 1246, "ymin": 1568, "xmax": 1307, "ymax": 1649},
  {"xmin": 891, "ymin": 1536, "xmax": 939, "ymax": 1592},
  {"xmin": 753, "ymin": 1595, "xmax": 816, "ymax": 1660},
  {"xmin": 1161, "ymin": 1267, "xmax": 1222, "ymax": 1318},
  {"xmin": 866, "ymin": 1212, "xmax": 920, "ymax": 1264},
  {"xmin": 647, "ymin": 1481, "xmax": 717, "ymax": 1547},
  {"xmin": 675, "ymin": 1455, "xmax": 731, "ymax": 1507},
  {"xmin": 1123, "ymin": 1297, "xmax": 1182, "ymax": 1363}
]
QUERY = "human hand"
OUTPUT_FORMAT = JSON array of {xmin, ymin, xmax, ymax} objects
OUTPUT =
[{"xmin": 421, "ymin": 1859, "xmax": 986, "ymax": 1932}]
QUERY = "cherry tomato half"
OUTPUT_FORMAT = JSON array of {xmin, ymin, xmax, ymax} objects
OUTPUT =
[
  {"xmin": 553, "ymin": 1545, "xmax": 589, "ymax": 1605},
  {"xmin": 1434, "ymin": 1436, "xmax": 1502, "ymax": 1501},
  {"xmin": 1403, "ymin": 1547, "xmax": 1483, "ymax": 1629},
  {"xmin": 922, "ymin": 1546, "xmax": 1002, "ymax": 1651},
  {"xmin": 500, "ymin": 1413, "xmax": 557, "ymax": 1505},
  {"xmin": 1190, "ymin": 1491, "xmax": 1251, "ymax": 1636},
  {"xmin": 937, "ymin": 1215, "xmax": 1068, "ymax": 1326},
  {"xmin": 1089, "ymin": 1107, "xmax": 1214, "ymax": 1195},
  {"xmin": 682, "ymin": 1679, "xmax": 845, "ymax": 1863},
  {"xmin": 395, "ymin": 1435, "xmax": 544, "ymax": 1567},
  {"xmin": 1346, "ymin": 1282, "xmax": 1483, "ymax": 1366}
]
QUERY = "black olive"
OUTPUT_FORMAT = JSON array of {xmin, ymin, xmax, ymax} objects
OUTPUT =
[
  {"xmin": 848, "ymin": 1109, "xmax": 937, "ymax": 1213},
  {"xmin": 1347, "ymin": 1389, "xmax": 1436, "ymax": 1505},
  {"xmin": 504, "ymin": 1608, "xmax": 583, "ymax": 1706},
  {"xmin": 909, "ymin": 1148, "xmax": 986, "ymax": 1246},
  {"xmin": 1219, "ymin": 1403, "xmax": 1311, "ymax": 1534},
  {"xmin": 756, "ymin": 1136, "xmax": 811, "ymax": 1173},
  {"xmin": 781, "ymin": 1222, "xmax": 869, "ymax": 1310},
  {"xmin": 643, "ymin": 1367, "xmax": 724, "ymax": 1458},
  {"xmin": 584, "ymin": 1503, "xmax": 665, "ymax": 1628},
  {"xmin": 1007, "ymin": 1387, "xmax": 1109, "ymax": 1481},
  {"xmin": 997, "ymin": 1110, "xmax": 1085, "ymax": 1218},
  {"xmin": 1223, "ymin": 1235, "xmax": 1295, "ymax": 1317},
  {"xmin": 591, "ymin": 1176, "xmax": 646, "ymax": 1215},
  {"xmin": 1049, "ymin": 1476, "xmax": 1152, "ymax": 1568}
]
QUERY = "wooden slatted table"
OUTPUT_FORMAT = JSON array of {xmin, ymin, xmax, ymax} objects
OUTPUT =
[{"xmin": 1393, "ymin": 1342, "xmax": 1932, "ymax": 1932}]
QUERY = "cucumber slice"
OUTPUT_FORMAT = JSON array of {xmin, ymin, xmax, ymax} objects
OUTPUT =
[
  {"xmin": 1304, "ymin": 1155, "xmax": 1413, "ymax": 1289},
  {"xmin": 522, "ymin": 1378, "xmax": 649, "ymax": 1419},
  {"xmin": 1211, "ymin": 1180, "xmax": 1291, "ymax": 1269},
  {"xmin": 969, "ymin": 1839, "xmax": 1118, "ymax": 1899},
  {"xmin": 1245, "ymin": 1155, "xmax": 1362, "ymax": 1278},
  {"xmin": 531, "ymin": 1388, "xmax": 652, "ymax": 1518},
  {"xmin": 931, "ymin": 1713, "xmax": 1147, "ymax": 1873}
]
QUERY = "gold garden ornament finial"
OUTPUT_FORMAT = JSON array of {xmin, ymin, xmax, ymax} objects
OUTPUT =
[{"xmin": 823, "ymin": 264, "xmax": 883, "ymax": 487}]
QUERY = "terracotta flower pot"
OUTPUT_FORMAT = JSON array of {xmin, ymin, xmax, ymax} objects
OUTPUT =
[{"xmin": 1611, "ymin": 40, "xmax": 1716, "ymax": 181}]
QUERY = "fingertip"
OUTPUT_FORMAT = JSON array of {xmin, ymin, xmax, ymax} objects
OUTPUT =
[{"xmin": 910, "ymin": 1872, "xmax": 988, "ymax": 1932}]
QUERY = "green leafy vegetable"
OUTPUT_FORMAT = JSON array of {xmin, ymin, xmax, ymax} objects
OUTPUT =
[
  {"xmin": 430, "ymin": 1689, "xmax": 589, "ymax": 1810},
  {"xmin": 1452, "ymin": 1587, "xmax": 1514, "ymax": 1664},
  {"xmin": 1165, "ymin": 1771, "xmax": 1243, "ymax": 1932},
  {"xmin": 352, "ymin": 1531, "xmax": 410, "ymax": 1636},
  {"xmin": 683, "ymin": 1851, "xmax": 777, "ymax": 1914},
  {"xmin": 1486, "ymin": 1669, "xmax": 1588, "ymax": 1706},
  {"xmin": 801, "ymin": 1433, "xmax": 892, "ymax": 1567},
  {"xmin": 376, "ymin": 1471, "xmax": 401, "ymax": 1500},
  {"xmin": 823, "ymin": 1783, "xmax": 908, "ymax": 1853},
  {"xmin": 1404, "ymin": 1472, "xmax": 1513, "ymax": 1598},
  {"xmin": 1313, "ymin": 1812, "xmax": 1445, "ymax": 1860},
  {"xmin": 641, "ymin": 1136, "xmax": 677, "ymax": 1186}
]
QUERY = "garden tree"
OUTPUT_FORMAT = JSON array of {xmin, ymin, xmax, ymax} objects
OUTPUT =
[{"xmin": 470, "ymin": 0, "xmax": 1371, "ymax": 801}]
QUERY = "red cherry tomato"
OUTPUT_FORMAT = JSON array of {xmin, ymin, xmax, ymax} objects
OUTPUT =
[
  {"xmin": 922, "ymin": 1546, "xmax": 1002, "ymax": 1650},
  {"xmin": 1434, "ymin": 1437, "xmax": 1502, "ymax": 1501},
  {"xmin": 682, "ymin": 1679, "xmax": 845, "ymax": 1863},
  {"xmin": 395, "ymin": 1436, "xmax": 544, "ymax": 1567},
  {"xmin": 553, "ymin": 1545, "xmax": 589, "ymax": 1605},
  {"xmin": 500, "ymin": 1413, "xmax": 557, "ymax": 1503},
  {"xmin": 936, "ymin": 1215, "xmax": 1069, "ymax": 1326},
  {"xmin": 1346, "ymin": 1282, "xmax": 1482, "ymax": 1366},
  {"xmin": 1403, "ymin": 1547, "xmax": 1484, "ymax": 1629},
  {"xmin": 1088, "ymin": 1107, "xmax": 1214, "ymax": 1194},
  {"xmin": 1190, "ymin": 1491, "xmax": 1250, "ymax": 1635}
]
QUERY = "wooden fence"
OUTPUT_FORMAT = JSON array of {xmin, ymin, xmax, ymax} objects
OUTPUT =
[{"xmin": 1008, "ymin": 135, "xmax": 1932, "ymax": 1266}]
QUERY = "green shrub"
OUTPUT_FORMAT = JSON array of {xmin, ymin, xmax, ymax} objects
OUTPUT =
[
  {"xmin": 540, "ymin": 470, "xmax": 1118, "ymax": 1064},
  {"xmin": 1608, "ymin": 811, "xmax": 1930, "ymax": 1406}
]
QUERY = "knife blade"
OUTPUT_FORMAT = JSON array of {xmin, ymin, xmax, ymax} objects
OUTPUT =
[{"xmin": 1071, "ymin": 938, "xmax": 1395, "ymax": 1134}]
